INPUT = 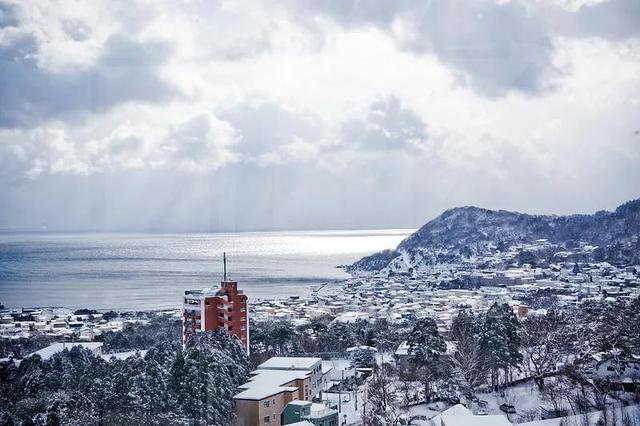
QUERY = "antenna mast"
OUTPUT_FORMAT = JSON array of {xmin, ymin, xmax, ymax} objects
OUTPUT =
[{"xmin": 223, "ymin": 252, "xmax": 227, "ymax": 282}]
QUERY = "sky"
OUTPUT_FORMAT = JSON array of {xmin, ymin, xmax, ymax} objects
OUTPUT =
[{"xmin": 0, "ymin": 0, "xmax": 639, "ymax": 232}]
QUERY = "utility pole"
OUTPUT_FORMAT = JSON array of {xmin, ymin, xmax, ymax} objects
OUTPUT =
[
  {"xmin": 363, "ymin": 388, "xmax": 366, "ymax": 424},
  {"xmin": 354, "ymin": 384, "xmax": 358, "ymax": 413},
  {"xmin": 338, "ymin": 369, "xmax": 343, "ymax": 413}
]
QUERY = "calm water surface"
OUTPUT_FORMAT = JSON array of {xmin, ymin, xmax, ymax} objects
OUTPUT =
[{"xmin": 0, "ymin": 230, "xmax": 410, "ymax": 310}]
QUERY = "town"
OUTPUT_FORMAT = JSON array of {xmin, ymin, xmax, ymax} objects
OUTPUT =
[{"xmin": 1, "ymin": 244, "xmax": 639, "ymax": 426}]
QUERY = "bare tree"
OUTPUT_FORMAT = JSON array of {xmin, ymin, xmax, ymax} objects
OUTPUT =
[
  {"xmin": 449, "ymin": 310, "xmax": 488, "ymax": 394},
  {"xmin": 364, "ymin": 364, "xmax": 401, "ymax": 425},
  {"xmin": 521, "ymin": 312, "xmax": 569, "ymax": 389}
]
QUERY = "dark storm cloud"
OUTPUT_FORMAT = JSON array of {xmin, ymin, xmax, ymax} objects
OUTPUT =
[
  {"xmin": 341, "ymin": 96, "xmax": 429, "ymax": 151},
  {"xmin": 0, "ymin": 31, "xmax": 176, "ymax": 128}
]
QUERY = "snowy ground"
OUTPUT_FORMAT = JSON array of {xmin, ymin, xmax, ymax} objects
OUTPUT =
[
  {"xmin": 323, "ymin": 390, "xmax": 361, "ymax": 425},
  {"xmin": 475, "ymin": 380, "xmax": 549, "ymax": 423},
  {"xmin": 405, "ymin": 379, "xmax": 566, "ymax": 424}
]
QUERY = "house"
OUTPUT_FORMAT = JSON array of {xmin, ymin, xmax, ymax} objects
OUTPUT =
[
  {"xmin": 394, "ymin": 341, "xmax": 411, "ymax": 372},
  {"xmin": 282, "ymin": 400, "xmax": 338, "ymax": 426},
  {"xmin": 234, "ymin": 385, "xmax": 300, "ymax": 426},
  {"xmin": 258, "ymin": 357, "xmax": 324, "ymax": 398},
  {"xmin": 234, "ymin": 357, "xmax": 325, "ymax": 426}
]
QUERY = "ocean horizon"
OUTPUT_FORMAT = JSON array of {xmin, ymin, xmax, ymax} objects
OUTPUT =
[{"xmin": 0, "ymin": 229, "xmax": 411, "ymax": 311}]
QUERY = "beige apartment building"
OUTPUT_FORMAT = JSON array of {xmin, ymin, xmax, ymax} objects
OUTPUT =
[{"xmin": 233, "ymin": 357, "xmax": 326, "ymax": 426}]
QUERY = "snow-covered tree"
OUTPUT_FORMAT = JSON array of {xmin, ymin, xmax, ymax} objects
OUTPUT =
[
  {"xmin": 364, "ymin": 364, "xmax": 400, "ymax": 425},
  {"xmin": 480, "ymin": 303, "xmax": 522, "ymax": 390},
  {"xmin": 406, "ymin": 317, "xmax": 446, "ymax": 400},
  {"xmin": 181, "ymin": 330, "xmax": 250, "ymax": 425},
  {"xmin": 449, "ymin": 310, "xmax": 488, "ymax": 394},
  {"xmin": 326, "ymin": 321, "xmax": 355, "ymax": 352},
  {"xmin": 521, "ymin": 311, "xmax": 569, "ymax": 389},
  {"xmin": 350, "ymin": 348, "xmax": 376, "ymax": 369}
]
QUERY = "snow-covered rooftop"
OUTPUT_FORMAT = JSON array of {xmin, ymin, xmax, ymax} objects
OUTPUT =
[
  {"xmin": 441, "ymin": 415, "xmax": 512, "ymax": 426},
  {"xmin": 258, "ymin": 356, "xmax": 321, "ymax": 370},
  {"xmin": 233, "ymin": 385, "xmax": 298, "ymax": 401},
  {"xmin": 234, "ymin": 368, "xmax": 312, "ymax": 401},
  {"xmin": 242, "ymin": 368, "xmax": 310, "ymax": 389},
  {"xmin": 29, "ymin": 342, "xmax": 103, "ymax": 361},
  {"xmin": 287, "ymin": 400, "xmax": 311, "ymax": 407}
]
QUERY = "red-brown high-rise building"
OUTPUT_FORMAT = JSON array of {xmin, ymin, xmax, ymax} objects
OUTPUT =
[{"xmin": 183, "ymin": 253, "xmax": 249, "ymax": 352}]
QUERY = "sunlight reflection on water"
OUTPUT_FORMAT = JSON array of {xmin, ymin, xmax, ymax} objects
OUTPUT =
[{"xmin": 0, "ymin": 229, "xmax": 411, "ymax": 310}]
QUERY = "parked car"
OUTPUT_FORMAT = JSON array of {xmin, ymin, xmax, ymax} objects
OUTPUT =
[{"xmin": 499, "ymin": 403, "xmax": 516, "ymax": 414}]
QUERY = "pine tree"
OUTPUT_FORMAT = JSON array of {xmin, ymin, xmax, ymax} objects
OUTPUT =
[
  {"xmin": 326, "ymin": 321, "xmax": 355, "ymax": 352},
  {"xmin": 480, "ymin": 303, "xmax": 522, "ymax": 390},
  {"xmin": 181, "ymin": 331, "xmax": 250, "ymax": 424},
  {"xmin": 350, "ymin": 348, "xmax": 376, "ymax": 369},
  {"xmin": 406, "ymin": 317, "xmax": 446, "ymax": 400}
]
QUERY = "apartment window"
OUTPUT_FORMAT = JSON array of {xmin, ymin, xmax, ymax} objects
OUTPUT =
[
  {"xmin": 272, "ymin": 399, "xmax": 276, "ymax": 405},
  {"xmin": 264, "ymin": 416, "xmax": 270, "ymax": 423},
  {"xmin": 263, "ymin": 401, "xmax": 270, "ymax": 408}
]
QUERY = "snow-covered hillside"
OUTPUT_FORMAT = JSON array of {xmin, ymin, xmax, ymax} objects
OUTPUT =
[{"xmin": 349, "ymin": 199, "xmax": 640, "ymax": 274}]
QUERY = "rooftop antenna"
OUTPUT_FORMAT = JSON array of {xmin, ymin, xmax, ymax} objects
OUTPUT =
[{"xmin": 223, "ymin": 252, "xmax": 227, "ymax": 282}]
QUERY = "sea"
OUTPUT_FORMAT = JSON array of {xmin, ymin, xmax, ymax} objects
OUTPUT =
[{"xmin": 0, "ymin": 230, "xmax": 411, "ymax": 311}]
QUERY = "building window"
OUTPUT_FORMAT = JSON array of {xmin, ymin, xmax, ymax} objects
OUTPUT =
[
  {"xmin": 264, "ymin": 416, "xmax": 270, "ymax": 423},
  {"xmin": 272, "ymin": 399, "xmax": 276, "ymax": 405},
  {"xmin": 263, "ymin": 401, "xmax": 270, "ymax": 408}
]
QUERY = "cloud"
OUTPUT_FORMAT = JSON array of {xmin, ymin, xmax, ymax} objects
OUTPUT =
[
  {"xmin": 0, "ymin": 0, "xmax": 639, "ymax": 231},
  {"xmin": 220, "ymin": 101, "xmax": 324, "ymax": 161},
  {"xmin": 0, "ymin": 32, "xmax": 177, "ymax": 128},
  {"xmin": 0, "ymin": 105, "xmax": 239, "ymax": 180},
  {"xmin": 341, "ymin": 95, "xmax": 430, "ymax": 152},
  {"xmin": 285, "ymin": 0, "xmax": 640, "ymax": 97}
]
